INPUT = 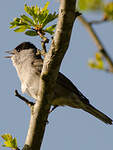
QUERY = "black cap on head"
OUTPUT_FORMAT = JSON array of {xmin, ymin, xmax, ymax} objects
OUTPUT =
[{"xmin": 15, "ymin": 42, "xmax": 37, "ymax": 52}]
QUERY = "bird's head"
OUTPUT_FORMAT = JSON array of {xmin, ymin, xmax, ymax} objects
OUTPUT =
[{"xmin": 5, "ymin": 42, "xmax": 42, "ymax": 66}]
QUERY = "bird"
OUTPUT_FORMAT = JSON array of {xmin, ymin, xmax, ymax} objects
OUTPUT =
[{"xmin": 6, "ymin": 41, "xmax": 112, "ymax": 125}]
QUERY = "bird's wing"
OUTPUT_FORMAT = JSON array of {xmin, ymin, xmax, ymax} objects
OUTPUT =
[
  {"xmin": 31, "ymin": 58, "xmax": 43, "ymax": 74},
  {"xmin": 32, "ymin": 58, "xmax": 89, "ymax": 105},
  {"xmin": 57, "ymin": 72, "xmax": 89, "ymax": 105}
]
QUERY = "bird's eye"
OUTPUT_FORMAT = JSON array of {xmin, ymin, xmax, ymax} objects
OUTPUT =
[{"xmin": 16, "ymin": 49, "xmax": 20, "ymax": 52}]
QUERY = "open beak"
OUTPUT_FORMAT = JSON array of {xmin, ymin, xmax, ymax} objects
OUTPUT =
[{"xmin": 5, "ymin": 49, "xmax": 15, "ymax": 58}]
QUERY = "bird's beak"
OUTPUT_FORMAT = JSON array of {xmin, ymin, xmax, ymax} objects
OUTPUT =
[{"xmin": 5, "ymin": 49, "xmax": 16, "ymax": 58}]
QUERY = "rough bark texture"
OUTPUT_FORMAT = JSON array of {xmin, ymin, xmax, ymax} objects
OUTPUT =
[{"xmin": 23, "ymin": 0, "xmax": 77, "ymax": 150}]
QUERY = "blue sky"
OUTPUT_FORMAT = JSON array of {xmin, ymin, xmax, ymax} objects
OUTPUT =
[{"xmin": 0, "ymin": 0, "xmax": 113, "ymax": 150}]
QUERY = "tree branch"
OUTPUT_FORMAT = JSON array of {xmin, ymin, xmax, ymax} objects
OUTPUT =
[
  {"xmin": 78, "ymin": 15, "xmax": 113, "ymax": 72},
  {"xmin": 36, "ymin": 41, "xmax": 47, "ymax": 57},
  {"xmin": 89, "ymin": 18, "xmax": 107, "ymax": 25},
  {"xmin": 23, "ymin": 0, "xmax": 78, "ymax": 150},
  {"xmin": 15, "ymin": 90, "xmax": 34, "ymax": 109}
]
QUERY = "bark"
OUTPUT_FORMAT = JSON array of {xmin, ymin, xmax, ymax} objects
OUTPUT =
[{"xmin": 23, "ymin": 0, "xmax": 77, "ymax": 149}]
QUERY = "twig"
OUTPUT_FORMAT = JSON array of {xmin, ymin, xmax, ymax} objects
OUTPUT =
[
  {"xmin": 41, "ymin": 41, "xmax": 47, "ymax": 53},
  {"xmin": 32, "ymin": 28, "xmax": 49, "ymax": 43},
  {"xmin": 15, "ymin": 90, "xmax": 34, "ymax": 108},
  {"xmin": 41, "ymin": 41, "xmax": 47, "ymax": 57},
  {"xmin": 37, "ymin": 31, "xmax": 49, "ymax": 43},
  {"xmin": 36, "ymin": 41, "xmax": 47, "ymax": 57},
  {"xmin": 78, "ymin": 15, "xmax": 113, "ymax": 72},
  {"xmin": 89, "ymin": 18, "xmax": 107, "ymax": 25}
]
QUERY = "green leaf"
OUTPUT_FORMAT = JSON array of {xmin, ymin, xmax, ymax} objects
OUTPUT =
[
  {"xmin": 88, "ymin": 53, "xmax": 104, "ymax": 70},
  {"xmin": 34, "ymin": 4, "xmax": 40, "ymax": 15},
  {"xmin": 10, "ymin": 17, "xmax": 31, "ymax": 29},
  {"xmin": 10, "ymin": 25, "xmax": 17, "ymax": 29},
  {"xmin": 25, "ymin": 30, "xmax": 38, "ymax": 36},
  {"xmin": 97, "ymin": 59, "xmax": 104, "ymax": 69},
  {"xmin": 78, "ymin": 0, "xmax": 104, "ymax": 11},
  {"xmin": 14, "ymin": 26, "xmax": 28, "ymax": 32},
  {"xmin": 41, "ymin": 1, "xmax": 50, "ymax": 12},
  {"xmin": 10, "ymin": 2, "xmax": 58, "ymax": 35},
  {"xmin": 104, "ymin": 2, "xmax": 113, "ymax": 20},
  {"xmin": 95, "ymin": 52, "xmax": 102, "ymax": 60},
  {"xmin": 24, "ymin": 4, "xmax": 33, "ymax": 16},
  {"xmin": 12, "ymin": 137, "xmax": 17, "ymax": 148},
  {"xmin": 24, "ymin": 4, "xmax": 39, "ymax": 24},
  {"xmin": 1, "ymin": 134, "xmax": 18, "ymax": 149},
  {"xmin": 24, "ymin": 2, "xmax": 57, "ymax": 27},
  {"xmin": 42, "ymin": 12, "xmax": 58, "ymax": 28},
  {"xmin": 1, "ymin": 134, "xmax": 12, "ymax": 141},
  {"xmin": 13, "ymin": 17, "xmax": 21, "ymax": 22},
  {"xmin": 38, "ymin": 9, "xmax": 49, "ymax": 25},
  {"xmin": 10, "ymin": 18, "xmax": 21, "ymax": 26},
  {"xmin": 34, "ymin": 2, "xmax": 50, "ymax": 25},
  {"xmin": 88, "ymin": 59, "xmax": 97, "ymax": 68},
  {"xmin": 20, "ymin": 15, "xmax": 34, "ymax": 25},
  {"xmin": 44, "ymin": 24, "xmax": 56, "ymax": 35}
]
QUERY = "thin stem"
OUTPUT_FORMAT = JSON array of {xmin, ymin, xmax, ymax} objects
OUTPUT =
[
  {"xmin": 15, "ymin": 90, "xmax": 34, "ymax": 108},
  {"xmin": 78, "ymin": 15, "xmax": 113, "ymax": 72},
  {"xmin": 37, "ymin": 31, "xmax": 49, "ymax": 43},
  {"xmin": 89, "ymin": 18, "xmax": 107, "ymax": 25}
]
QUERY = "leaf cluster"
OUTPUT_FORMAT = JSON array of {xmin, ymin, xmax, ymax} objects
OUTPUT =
[
  {"xmin": 88, "ymin": 52, "xmax": 104, "ymax": 70},
  {"xmin": 77, "ymin": 0, "xmax": 104, "ymax": 11},
  {"xmin": 104, "ymin": 2, "xmax": 113, "ymax": 20},
  {"xmin": 10, "ymin": 2, "xmax": 58, "ymax": 36},
  {"xmin": 1, "ymin": 134, "xmax": 18, "ymax": 149},
  {"xmin": 78, "ymin": 0, "xmax": 113, "ymax": 21}
]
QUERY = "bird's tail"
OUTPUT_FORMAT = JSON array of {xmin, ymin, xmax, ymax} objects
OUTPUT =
[{"xmin": 82, "ymin": 103, "xmax": 112, "ymax": 125}]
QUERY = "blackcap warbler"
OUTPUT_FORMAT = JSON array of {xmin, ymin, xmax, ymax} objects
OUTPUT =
[{"xmin": 6, "ymin": 42, "xmax": 113, "ymax": 124}]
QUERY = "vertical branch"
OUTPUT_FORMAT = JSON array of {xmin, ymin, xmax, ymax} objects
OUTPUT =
[
  {"xmin": 23, "ymin": 0, "xmax": 77, "ymax": 150},
  {"xmin": 78, "ymin": 15, "xmax": 113, "ymax": 72}
]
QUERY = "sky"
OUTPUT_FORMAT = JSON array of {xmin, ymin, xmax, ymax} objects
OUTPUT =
[{"xmin": 0, "ymin": 0, "xmax": 113, "ymax": 150}]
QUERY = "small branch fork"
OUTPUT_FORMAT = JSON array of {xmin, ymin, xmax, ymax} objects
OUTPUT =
[
  {"xmin": 32, "ymin": 27, "xmax": 49, "ymax": 43},
  {"xmin": 89, "ymin": 18, "xmax": 108, "ymax": 25},
  {"xmin": 37, "ymin": 31, "xmax": 49, "ymax": 43},
  {"xmin": 36, "ymin": 40, "xmax": 47, "ymax": 57},
  {"xmin": 15, "ymin": 90, "xmax": 58, "ymax": 113},
  {"xmin": 15, "ymin": 90, "xmax": 34, "ymax": 109},
  {"xmin": 35, "ymin": 31, "xmax": 50, "ymax": 58},
  {"xmin": 36, "ymin": 12, "xmax": 81, "ymax": 58},
  {"xmin": 78, "ymin": 15, "xmax": 113, "ymax": 73}
]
